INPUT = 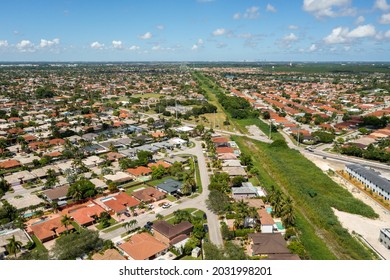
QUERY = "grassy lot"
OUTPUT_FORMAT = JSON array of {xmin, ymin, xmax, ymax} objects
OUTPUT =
[
  {"xmin": 194, "ymin": 160, "xmax": 202, "ymax": 193},
  {"xmin": 179, "ymin": 255, "xmax": 202, "ymax": 260},
  {"xmin": 166, "ymin": 194, "xmax": 177, "ymax": 202},
  {"xmin": 132, "ymin": 93, "xmax": 164, "ymax": 99},
  {"xmin": 148, "ymin": 176, "xmax": 176, "ymax": 186},
  {"xmin": 95, "ymin": 218, "xmax": 117, "ymax": 230},
  {"xmin": 248, "ymin": 176, "xmax": 260, "ymax": 186},
  {"xmin": 234, "ymin": 136, "xmax": 379, "ymax": 260},
  {"xmin": 192, "ymin": 72, "xmax": 242, "ymax": 133},
  {"xmin": 31, "ymin": 235, "xmax": 48, "ymax": 254},
  {"xmin": 71, "ymin": 221, "xmax": 82, "ymax": 232},
  {"xmin": 102, "ymin": 223, "xmax": 124, "ymax": 233},
  {"xmin": 235, "ymin": 118, "xmax": 285, "ymax": 142},
  {"xmin": 124, "ymin": 184, "xmax": 149, "ymax": 195},
  {"xmin": 159, "ymin": 208, "xmax": 205, "ymax": 224}
]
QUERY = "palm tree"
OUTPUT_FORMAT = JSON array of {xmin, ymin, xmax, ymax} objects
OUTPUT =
[
  {"xmin": 235, "ymin": 200, "xmax": 249, "ymax": 218},
  {"xmin": 51, "ymin": 201, "xmax": 59, "ymax": 213},
  {"xmin": 6, "ymin": 235, "xmax": 23, "ymax": 258},
  {"xmin": 281, "ymin": 196, "xmax": 295, "ymax": 227},
  {"xmin": 272, "ymin": 190, "xmax": 284, "ymax": 217},
  {"xmin": 61, "ymin": 214, "xmax": 72, "ymax": 234}
]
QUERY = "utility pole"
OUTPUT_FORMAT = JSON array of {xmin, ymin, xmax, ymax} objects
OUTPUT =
[{"xmin": 269, "ymin": 121, "xmax": 272, "ymax": 140}]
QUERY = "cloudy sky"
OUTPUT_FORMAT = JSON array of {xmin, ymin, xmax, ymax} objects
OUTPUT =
[{"xmin": 0, "ymin": 0, "xmax": 390, "ymax": 61}]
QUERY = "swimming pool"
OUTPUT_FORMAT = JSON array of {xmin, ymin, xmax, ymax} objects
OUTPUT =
[
  {"xmin": 266, "ymin": 207, "xmax": 272, "ymax": 214},
  {"xmin": 23, "ymin": 212, "xmax": 35, "ymax": 218},
  {"xmin": 100, "ymin": 196, "xmax": 114, "ymax": 202},
  {"xmin": 275, "ymin": 221, "xmax": 285, "ymax": 231}
]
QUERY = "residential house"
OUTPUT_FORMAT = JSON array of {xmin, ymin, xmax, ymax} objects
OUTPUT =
[
  {"xmin": 62, "ymin": 202, "xmax": 106, "ymax": 227},
  {"xmin": 0, "ymin": 228, "xmax": 32, "ymax": 259},
  {"xmin": 43, "ymin": 185, "xmax": 70, "ymax": 206},
  {"xmin": 257, "ymin": 208, "xmax": 275, "ymax": 233},
  {"xmin": 118, "ymin": 232, "xmax": 168, "ymax": 260},
  {"xmin": 152, "ymin": 220, "xmax": 194, "ymax": 245},
  {"xmin": 104, "ymin": 172, "xmax": 133, "ymax": 185},
  {"xmin": 132, "ymin": 187, "xmax": 166, "ymax": 203},
  {"xmin": 92, "ymin": 248, "xmax": 126, "ymax": 260},
  {"xmin": 232, "ymin": 182, "xmax": 259, "ymax": 200},
  {"xmin": 156, "ymin": 178, "xmax": 183, "ymax": 195},
  {"xmin": 101, "ymin": 192, "xmax": 140, "ymax": 215},
  {"xmin": 29, "ymin": 216, "xmax": 75, "ymax": 243},
  {"xmin": 247, "ymin": 233, "xmax": 299, "ymax": 260},
  {"xmin": 126, "ymin": 166, "xmax": 152, "ymax": 180},
  {"xmin": 0, "ymin": 159, "xmax": 21, "ymax": 170}
]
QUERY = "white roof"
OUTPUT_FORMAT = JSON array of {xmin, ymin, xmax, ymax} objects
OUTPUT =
[{"xmin": 176, "ymin": 126, "xmax": 194, "ymax": 132}]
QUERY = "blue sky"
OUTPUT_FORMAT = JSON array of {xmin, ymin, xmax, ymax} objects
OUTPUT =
[{"xmin": 0, "ymin": 0, "xmax": 390, "ymax": 61}]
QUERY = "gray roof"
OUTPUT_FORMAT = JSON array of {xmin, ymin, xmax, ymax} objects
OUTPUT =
[
  {"xmin": 232, "ymin": 182, "xmax": 258, "ymax": 195},
  {"xmin": 157, "ymin": 178, "xmax": 183, "ymax": 193},
  {"xmin": 346, "ymin": 164, "xmax": 390, "ymax": 194}
]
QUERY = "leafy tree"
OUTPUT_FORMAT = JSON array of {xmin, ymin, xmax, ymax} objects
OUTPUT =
[
  {"xmin": 35, "ymin": 87, "xmax": 55, "ymax": 99},
  {"xmin": 156, "ymin": 213, "xmax": 164, "ymax": 220},
  {"xmin": 151, "ymin": 165, "xmax": 166, "ymax": 179},
  {"xmin": 67, "ymin": 179, "xmax": 97, "ymax": 201},
  {"xmin": 51, "ymin": 229, "xmax": 104, "ymax": 260},
  {"xmin": 0, "ymin": 201, "xmax": 18, "ymax": 225},
  {"xmin": 312, "ymin": 131, "xmax": 335, "ymax": 143},
  {"xmin": 183, "ymin": 237, "xmax": 200, "ymax": 255},
  {"xmin": 231, "ymin": 176, "xmax": 245, "ymax": 188},
  {"xmin": 136, "ymin": 150, "xmax": 153, "ymax": 166},
  {"xmin": 173, "ymin": 209, "xmax": 192, "ymax": 224},
  {"xmin": 206, "ymin": 190, "xmax": 230, "ymax": 214}
]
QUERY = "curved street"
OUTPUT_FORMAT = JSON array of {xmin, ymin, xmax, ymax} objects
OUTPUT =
[{"xmin": 100, "ymin": 139, "xmax": 223, "ymax": 246}]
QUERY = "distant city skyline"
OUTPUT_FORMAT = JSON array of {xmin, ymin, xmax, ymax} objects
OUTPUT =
[{"xmin": 0, "ymin": 0, "xmax": 390, "ymax": 61}]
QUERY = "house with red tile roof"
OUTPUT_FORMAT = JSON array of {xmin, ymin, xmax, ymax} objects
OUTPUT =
[
  {"xmin": 126, "ymin": 166, "xmax": 152, "ymax": 179},
  {"xmin": 147, "ymin": 161, "xmax": 171, "ymax": 169},
  {"xmin": 29, "ymin": 216, "xmax": 75, "ymax": 243},
  {"xmin": 0, "ymin": 159, "xmax": 22, "ymax": 169},
  {"xmin": 62, "ymin": 202, "xmax": 106, "ymax": 227},
  {"xmin": 118, "ymin": 232, "xmax": 169, "ymax": 260},
  {"xmin": 216, "ymin": 147, "xmax": 235, "ymax": 154},
  {"xmin": 101, "ymin": 192, "xmax": 140, "ymax": 215}
]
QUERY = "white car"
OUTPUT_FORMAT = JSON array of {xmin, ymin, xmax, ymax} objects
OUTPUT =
[{"xmin": 162, "ymin": 203, "xmax": 171, "ymax": 209}]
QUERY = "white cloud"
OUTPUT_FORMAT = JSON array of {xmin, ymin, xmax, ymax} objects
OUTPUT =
[
  {"xmin": 112, "ymin": 40, "xmax": 124, "ymax": 49},
  {"xmin": 39, "ymin": 38, "xmax": 60, "ymax": 48},
  {"xmin": 0, "ymin": 40, "xmax": 8, "ymax": 47},
  {"xmin": 283, "ymin": 33, "xmax": 298, "ymax": 42},
  {"xmin": 151, "ymin": 45, "xmax": 161, "ymax": 51},
  {"xmin": 233, "ymin": 13, "xmax": 241, "ymax": 20},
  {"xmin": 355, "ymin": 16, "xmax": 365, "ymax": 24},
  {"xmin": 323, "ymin": 24, "xmax": 376, "ymax": 44},
  {"xmin": 380, "ymin": 13, "xmax": 390, "ymax": 24},
  {"xmin": 90, "ymin": 41, "xmax": 104, "ymax": 49},
  {"xmin": 233, "ymin": 6, "xmax": 260, "ymax": 19},
  {"xmin": 212, "ymin": 28, "xmax": 226, "ymax": 36},
  {"xmin": 129, "ymin": 45, "xmax": 140, "ymax": 51},
  {"xmin": 191, "ymin": 38, "xmax": 204, "ymax": 51},
  {"xmin": 348, "ymin": 24, "xmax": 376, "ymax": 38},
  {"xmin": 384, "ymin": 30, "xmax": 390, "ymax": 38},
  {"xmin": 288, "ymin": 25, "xmax": 299, "ymax": 30},
  {"xmin": 139, "ymin": 32, "xmax": 152, "ymax": 40},
  {"xmin": 323, "ymin": 27, "xmax": 349, "ymax": 44},
  {"xmin": 156, "ymin": 25, "xmax": 165, "ymax": 30},
  {"xmin": 266, "ymin": 4, "xmax": 277, "ymax": 13},
  {"xmin": 309, "ymin": 44, "xmax": 317, "ymax": 51},
  {"xmin": 16, "ymin": 40, "xmax": 35, "ymax": 52},
  {"xmin": 303, "ymin": 0, "xmax": 355, "ymax": 18},
  {"xmin": 374, "ymin": 0, "xmax": 390, "ymax": 11}
]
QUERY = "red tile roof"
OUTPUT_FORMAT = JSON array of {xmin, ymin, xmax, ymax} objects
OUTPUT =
[
  {"xmin": 0, "ymin": 159, "xmax": 21, "ymax": 169},
  {"xmin": 119, "ymin": 232, "xmax": 168, "ymax": 260},
  {"xmin": 126, "ymin": 166, "xmax": 152, "ymax": 177},
  {"xmin": 148, "ymin": 161, "xmax": 171, "ymax": 169},
  {"xmin": 30, "ymin": 216, "xmax": 74, "ymax": 242}
]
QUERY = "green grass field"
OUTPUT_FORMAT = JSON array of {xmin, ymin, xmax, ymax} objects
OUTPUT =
[{"xmin": 234, "ymin": 136, "xmax": 379, "ymax": 260}]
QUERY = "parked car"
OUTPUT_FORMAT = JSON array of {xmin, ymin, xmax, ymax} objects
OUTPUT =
[
  {"xmin": 203, "ymin": 224, "xmax": 209, "ymax": 233},
  {"xmin": 144, "ymin": 221, "xmax": 153, "ymax": 230},
  {"xmin": 162, "ymin": 203, "xmax": 171, "ymax": 209},
  {"xmin": 148, "ymin": 204, "xmax": 154, "ymax": 209},
  {"xmin": 123, "ymin": 212, "xmax": 130, "ymax": 217}
]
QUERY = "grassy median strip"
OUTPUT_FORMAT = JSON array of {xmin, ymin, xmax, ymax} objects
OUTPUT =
[{"xmin": 234, "ymin": 136, "xmax": 379, "ymax": 259}]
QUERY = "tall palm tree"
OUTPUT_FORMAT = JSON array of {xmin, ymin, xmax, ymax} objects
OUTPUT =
[
  {"xmin": 6, "ymin": 235, "xmax": 23, "ymax": 258},
  {"xmin": 281, "ymin": 196, "xmax": 295, "ymax": 227},
  {"xmin": 272, "ymin": 190, "xmax": 284, "ymax": 217},
  {"xmin": 61, "ymin": 215, "xmax": 72, "ymax": 235}
]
